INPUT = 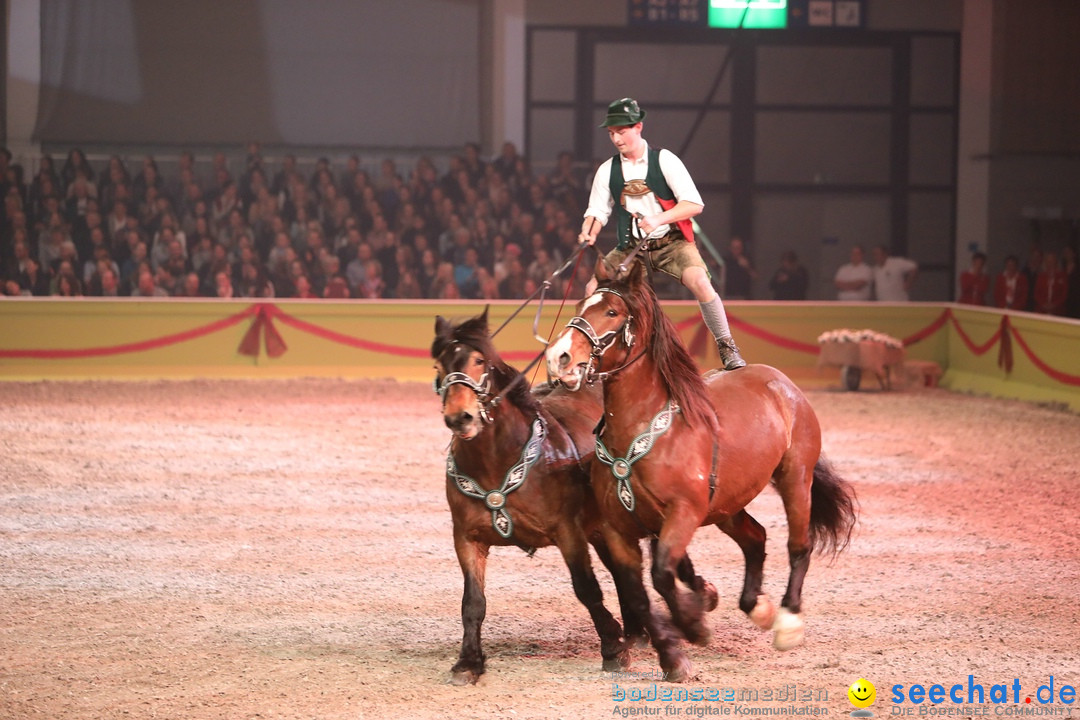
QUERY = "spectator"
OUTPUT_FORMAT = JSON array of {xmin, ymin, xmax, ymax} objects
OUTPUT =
[
  {"xmin": 60, "ymin": 148, "xmax": 95, "ymax": 193},
  {"xmin": 958, "ymin": 251, "xmax": 990, "ymax": 305},
  {"xmin": 237, "ymin": 260, "xmax": 274, "ymax": 298},
  {"xmin": 345, "ymin": 241, "xmax": 375, "ymax": 296},
  {"xmin": 498, "ymin": 255, "xmax": 528, "ymax": 299},
  {"xmin": 176, "ymin": 272, "xmax": 203, "ymax": 298},
  {"xmin": 548, "ymin": 150, "xmax": 585, "ymax": 212},
  {"xmin": 119, "ymin": 240, "xmax": 150, "ymax": 293},
  {"xmin": 872, "ymin": 245, "xmax": 918, "ymax": 301},
  {"xmin": 93, "ymin": 266, "xmax": 121, "ymax": 297},
  {"xmin": 1063, "ymin": 245, "xmax": 1080, "ymax": 319},
  {"xmin": 722, "ymin": 236, "xmax": 757, "ymax": 300},
  {"xmin": 17, "ymin": 256, "xmax": 51, "ymax": 296},
  {"xmin": 1021, "ymin": 246, "xmax": 1043, "ymax": 312},
  {"xmin": 454, "ymin": 246, "xmax": 482, "ymax": 299},
  {"xmin": 132, "ymin": 156, "xmax": 164, "ymax": 207},
  {"xmin": 769, "ymin": 250, "xmax": 808, "ymax": 300},
  {"xmin": 993, "ymin": 254, "xmax": 1029, "ymax": 310},
  {"xmin": 214, "ymin": 269, "xmax": 235, "ymax": 298},
  {"xmin": 38, "ymin": 214, "xmax": 70, "ymax": 271},
  {"xmin": 491, "ymin": 141, "xmax": 520, "ymax": 181},
  {"xmin": 1033, "ymin": 250, "xmax": 1067, "ymax": 315},
  {"xmin": 322, "ymin": 255, "xmax": 351, "ymax": 299},
  {"xmin": 526, "ymin": 245, "xmax": 559, "ymax": 295},
  {"xmin": 394, "ymin": 268, "xmax": 423, "ymax": 299},
  {"xmin": 50, "ymin": 259, "xmax": 82, "ymax": 296},
  {"xmin": 293, "ymin": 273, "xmax": 317, "ymax": 299},
  {"xmin": 357, "ymin": 259, "xmax": 386, "ymax": 299},
  {"xmin": 834, "ymin": 244, "xmax": 873, "ymax": 301}
]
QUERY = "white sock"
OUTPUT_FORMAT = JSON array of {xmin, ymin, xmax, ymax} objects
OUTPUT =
[{"xmin": 699, "ymin": 296, "xmax": 732, "ymax": 340}]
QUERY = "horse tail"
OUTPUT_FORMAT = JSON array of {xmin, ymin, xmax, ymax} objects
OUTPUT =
[{"xmin": 808, "ymin": 454, "xmax": 858, "ymax": 558}]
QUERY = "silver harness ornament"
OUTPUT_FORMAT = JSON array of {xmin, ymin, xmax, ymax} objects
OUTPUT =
[
  {"xmin": 564, "ymin": 288, "xmax": 635, "ymax": 385},
  {"xmin": 435, "ymin": 368, "xmax": 495, "ymax": 424},
  {"xmin": 446, "ymin": 415, "xmax": 546, "ymax": 539},
  {"xmin": 595, "ymin": 399, "xmax": 680, "ymax": 512}
]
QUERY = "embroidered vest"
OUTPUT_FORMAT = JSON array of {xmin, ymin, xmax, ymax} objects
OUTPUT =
[{"xmin": 608, "ymin": 147, "xmax": 695, "ymax": 251}]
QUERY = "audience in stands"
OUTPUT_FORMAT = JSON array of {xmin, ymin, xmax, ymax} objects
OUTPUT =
[
  {"xmin": 0, "ymin": 142, "xmax": 598, "ymax": 300},
  {"xmin": 0, "ymin": 143, "xmax": 1074, "ymax": 312}
]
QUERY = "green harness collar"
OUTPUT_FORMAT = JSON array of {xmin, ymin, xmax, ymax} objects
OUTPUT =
[{"xmin": 447, "ymin": 415, "xmax": 547, "ymax": 539}]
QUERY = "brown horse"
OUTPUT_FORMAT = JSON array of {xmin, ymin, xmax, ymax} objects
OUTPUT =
[
  {"xmin": 544, "ymin": 264, "xmax": 857, "ymax": 682},
  {"xmin": 432, "ymin": 309, "xmax": 719, "ymax": 684}
]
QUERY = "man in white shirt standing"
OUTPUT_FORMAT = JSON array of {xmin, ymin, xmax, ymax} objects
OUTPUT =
[
  {"xmin": 872, "ymin": 245, "xmax": 919, "ymax": 301},
  {"xmin": 834, "ymin": 244, "xmax": 874, "ymax": 300},
  {"xmin": 578, "ymin": 97, "xmax": 745, "ymax": 370}
]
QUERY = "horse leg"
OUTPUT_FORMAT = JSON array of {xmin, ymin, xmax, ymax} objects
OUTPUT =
[
  {"xmin": 651, "ymin": 513, "xmax": 711, "ymax": 648},
  {"xmin": 591, "ymin": 535, "xmax": 650, "ymax": 648},
  {"xmin": 557, "ymin": 529, "xmax": 631, "ymax": 671},
  {"xmin": 771, "ymin": 464, "xmax": 815, "ymax": 651},
  {"xmin": 603, "ymin": 525, "xmax": 693, "ymax": 682},
  {"xmin": 450, "ymin": 529, "xmax": 489, "ymax": 685},
  {"xmin": 658, "ymin": 538, "xmax": 719, "ymax": 613},
  {"xmin": 716, "ymin": 510, "xmax": 776, "ymax": 629}
]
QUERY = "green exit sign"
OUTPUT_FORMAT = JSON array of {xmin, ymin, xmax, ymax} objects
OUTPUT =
[{"xmin": 708, "ymin": 0, "xmax": 788, "ymax": 28}]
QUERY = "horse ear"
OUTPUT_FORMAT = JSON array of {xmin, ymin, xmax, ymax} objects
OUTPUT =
[
  {"xmin": 627, "ymin": 258, "xmax": 647, "ymax": 289},
  {"xmin": 594, "ymin": 256, "xmax": 614, "ymax": 284},
  {"xmin": 479, "ymin": 305, "xmax": 490, "ymax": 332},
  {"xmin": 435, "ymin": 315, "xmax": 451, "ymax": 337}
]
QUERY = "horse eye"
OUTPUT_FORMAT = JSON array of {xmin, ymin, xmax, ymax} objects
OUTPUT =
[
  {"xmin": 606, "ymin": 309, "xmax": 617, "ymax": 317},
  {"xmin": 473, "ymin": 357, "xmax": 484, "ymax": 366}
]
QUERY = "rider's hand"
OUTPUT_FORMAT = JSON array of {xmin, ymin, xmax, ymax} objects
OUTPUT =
[{"xmin": 578, "ymin": 233, "xmax": 596, "ymax": 246}]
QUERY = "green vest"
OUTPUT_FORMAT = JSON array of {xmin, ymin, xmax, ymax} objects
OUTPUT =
[{"xmin": 607, "ymin": 147, "xmax": 694, "ymax": 251}]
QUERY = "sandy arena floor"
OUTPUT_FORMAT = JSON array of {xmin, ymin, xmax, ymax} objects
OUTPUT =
[{"xmin": 1, "ymin": 378, "xmax": 1078, "ymax": 720}]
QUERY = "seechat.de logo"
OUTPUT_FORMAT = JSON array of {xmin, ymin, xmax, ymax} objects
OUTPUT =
[{"xmin": 848, "ymin": 678, "xmax": 877, "ymax": 717}]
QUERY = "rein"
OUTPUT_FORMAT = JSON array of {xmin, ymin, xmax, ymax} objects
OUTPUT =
[{"xmin": 490, "ymin": 241, "xmax": 588, "ymax": 341}]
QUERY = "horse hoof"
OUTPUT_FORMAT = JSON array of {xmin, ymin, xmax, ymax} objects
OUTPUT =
[
  {"xmin": 663, "ymin": 656, "xmax": 696, "ymax": 684},
  {"xmin": 702, "ymin": 581, "xmax": 719, "ymax": 613},
  {"xmin": 626, "ymin": 631, "xmax": 650, "ymax": 650},
  {"xmin": 749, "ymin": 594, "xmax": 777, "ymax": 630},
  {"xmin": 602, "ymin": 649, "xmax": 633, "ymax": 672},
  {"xmin": 682, "ymin": 621, "xmax": 712, "ymax": 647},
  {"xmin": 772, "ymin": 608, "xmax": 805, "ymax": 651},
  {"xmin": 449, "ymin": 668, "xmax": 483, "ymax": 686}
]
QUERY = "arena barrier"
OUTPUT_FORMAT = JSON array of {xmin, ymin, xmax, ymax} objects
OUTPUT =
[{"xmin": 2, "ymin": 298, "xmax": 1078, "ymax": 411}]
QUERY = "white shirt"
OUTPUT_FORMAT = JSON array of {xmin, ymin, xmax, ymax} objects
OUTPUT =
[
  {"xmin": 584, "ymin": 143, "xmax": 703, "ymax": 241},
  {"xmin": 834, "ymin": 262, "xmax": 874, "ymax": 301},
  {"xmin": 874, "ymin": 256, "xmax": 918, "ymax": 301}
]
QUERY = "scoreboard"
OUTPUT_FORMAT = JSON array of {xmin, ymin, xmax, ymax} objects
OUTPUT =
[{"xmin": 628, "ymin": 0, "xmax": 865, "ymax": 29}]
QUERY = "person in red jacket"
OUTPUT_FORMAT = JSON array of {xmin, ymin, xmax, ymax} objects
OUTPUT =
[
  {"xmin": 1033, "ymin": 251, "xmax": 1068, "ymax": 315},
  {"xmin": 993, "ymin": 255, "xmax": 1029, "ymax": 310},
  {"xmin": 958, "ymin": 251, "xmax": 989, "ymax": 305}
]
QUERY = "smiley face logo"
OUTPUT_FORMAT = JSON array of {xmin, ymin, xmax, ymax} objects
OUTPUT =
[{"xmin": 848, "ymin": 678, "xmax": 876, "ymax": 709}]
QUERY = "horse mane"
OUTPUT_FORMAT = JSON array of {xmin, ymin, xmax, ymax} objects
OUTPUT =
[
  {"xmin": 431, "ymin": 312, "xmax": 539, "ymax": 414},
  {"xmin": 605, "ymin": 271, "xmax": 716, "ymax": 430}
]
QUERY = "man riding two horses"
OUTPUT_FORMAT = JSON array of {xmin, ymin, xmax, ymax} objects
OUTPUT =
[{"xmin": 578, "ymin": 97, "xmax": 746, "ymax": 372}]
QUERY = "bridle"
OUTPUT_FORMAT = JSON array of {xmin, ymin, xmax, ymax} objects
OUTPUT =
[
  {"xmin": 434, "ymin": 343, "xmax": 497, "ymax": 425},
  {"xmin": 564, "ymin": 288, "xmax": 646, "ymax": 384}
]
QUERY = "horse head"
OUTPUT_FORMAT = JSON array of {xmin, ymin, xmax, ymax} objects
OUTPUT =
[
  {"xmin": 545, "ymin": 261, "xmax": 649, "ymax": 390},
  {"xmin": 432, "ymin": 307, "xmax": 501, "ymax": 440}
]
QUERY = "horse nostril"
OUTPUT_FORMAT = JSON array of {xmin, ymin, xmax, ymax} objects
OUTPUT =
[
  {"xmin": 445, "ymin": 411, "xmax": 474, "ymax": 431},
  {"xmin": 559, "ymin": 352, "xmax": 571, "ymax": 369}
]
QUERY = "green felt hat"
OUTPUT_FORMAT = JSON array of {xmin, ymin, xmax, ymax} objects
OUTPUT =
[{"xmin": 600, "ymin": 97, "xmax": 646, "ymax": 128}]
